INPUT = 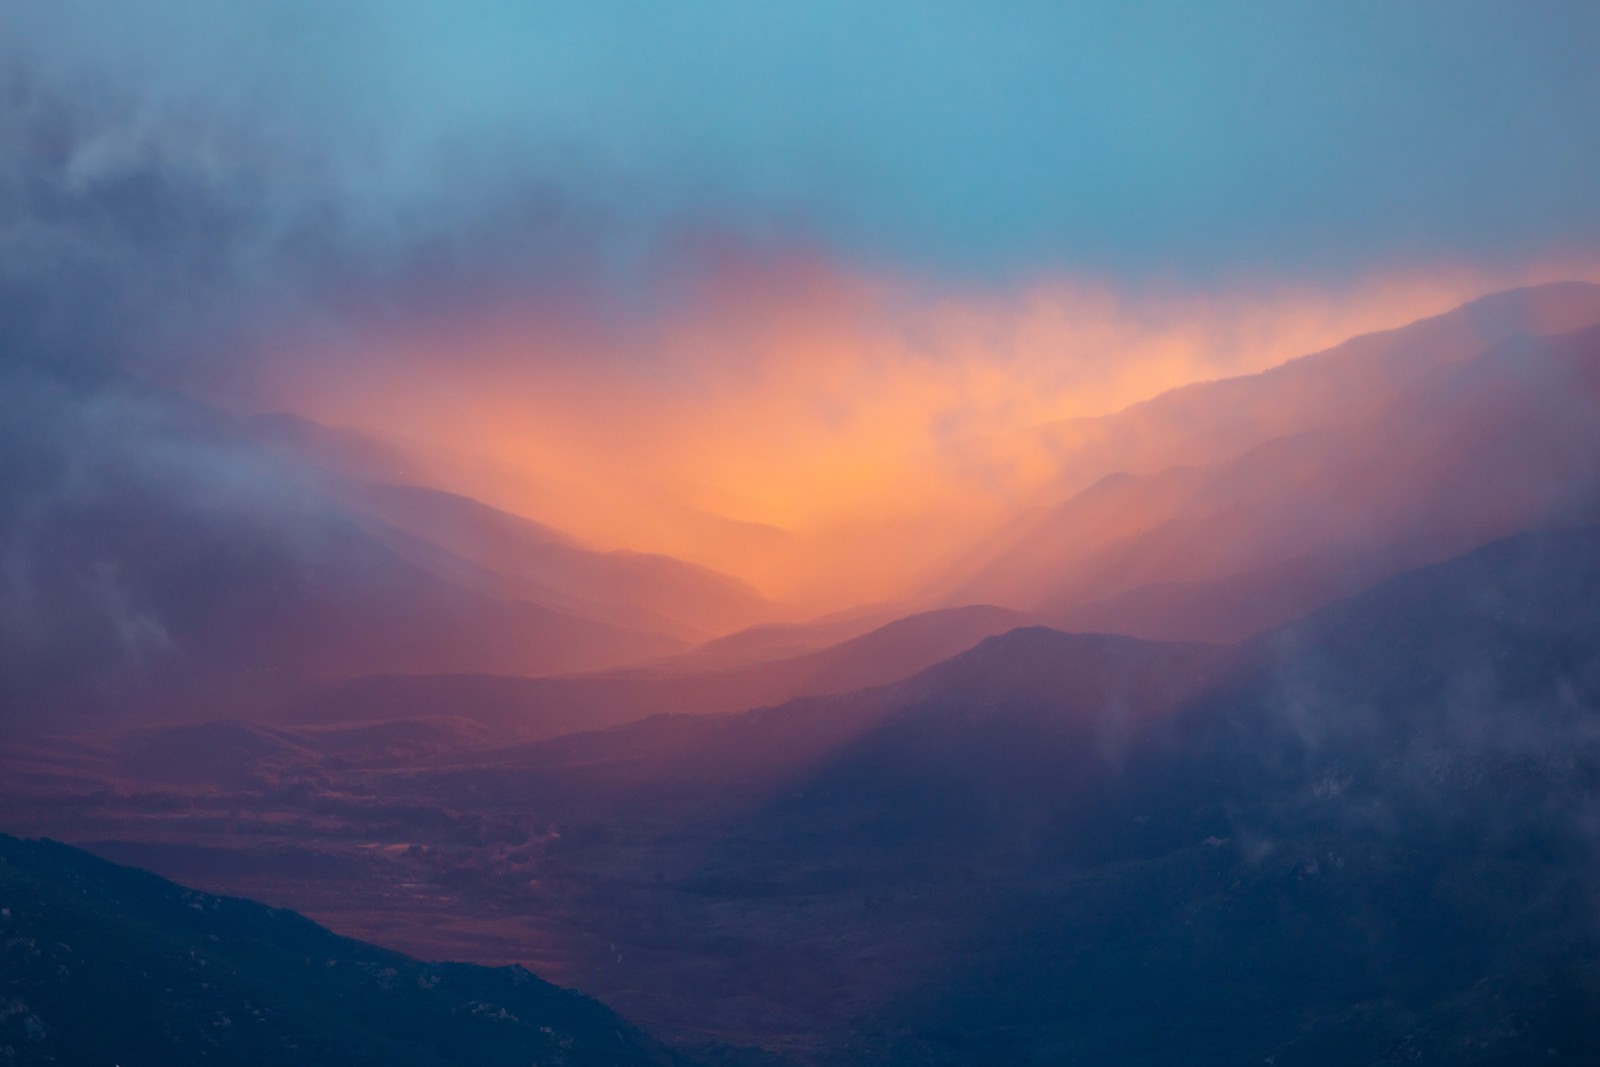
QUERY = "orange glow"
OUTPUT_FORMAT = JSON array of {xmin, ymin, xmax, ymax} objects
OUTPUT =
[{"xmin": 243, "ymin": 249, "xmax": 1600, "ymax": 614}]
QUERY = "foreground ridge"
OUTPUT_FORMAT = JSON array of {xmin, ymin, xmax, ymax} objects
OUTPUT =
[{"xmin": 0, "ymin": 834, "xmax": 685, "ymax": 1067}]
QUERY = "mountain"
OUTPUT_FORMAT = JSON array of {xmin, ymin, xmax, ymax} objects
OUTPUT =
[
  {"xmin": 1, "ymin": 529, "xmax": 1596, "ymax": 1062},
  {"xmin": 339, "ymin": 481, "xmax": 773, "ymax": 643},
  {"xmin": 246, "ymin": 411, "xmax": 430, "ymax": 486},
  {"xmin": 839, "ymin": 525, "xmax": 1600, "ymax": 1064},
  {"xmin": 1014, "ymin": 280, "xmax": 1600, "ymax": 502},
  {"xmin": 299, "ymin": 604, "xmax": 1039, "ymax": 739},
  {"xmin": 7, "ymin": 284, "xmax": 1600, "ymax": 1063},
  {"xmin": 943, "ymin": 311, "xmax": 1600, "ymax": 641},
  {"xmin": 926, "ymin": 281, "xmax": 1600, "ymax": 604},
  {"xmin": 382, "ymin": 527, "xmax": 1600, "ymax": 1061},
  {"xmin": 252, "ymin": 413, "xmax": 779, "ymax": 641},
  {"xmin": 419, "ymin": 626, "xmax": 1230, "ymax": 823},
  {"xmin": 0, "ymin": 833, "xmax": 684, "ymax": 1066},
  {"xmin": 665, "ymin": 605, "xmax": 905, "ymax": 671},
  {"xmin": 0, "ymin": 370, "xmax": 736, "ymax": 721}
]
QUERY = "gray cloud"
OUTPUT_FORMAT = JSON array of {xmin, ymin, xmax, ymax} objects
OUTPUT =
[{"xmin": 5, "ymin": 0, "xmax": 1599, "ymax": 287}]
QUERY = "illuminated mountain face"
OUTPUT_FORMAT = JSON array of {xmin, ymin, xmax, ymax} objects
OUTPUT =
[
  {"xmin": 5, "ymin": 285, "xmax": 1600, "ymax": 725},
  {"xmin": 4, "ymin": 7, "xmax": 1600, "ymax": 1065}
]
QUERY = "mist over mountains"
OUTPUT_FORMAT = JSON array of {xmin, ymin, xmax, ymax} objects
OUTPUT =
[
  {"xmin": 967, "ymin": 292, "xmax": 1600, "ymax": 639},
  {"xmin": 4, "ymin": 525, "xmax": 1597, "ymax": 1062},
  {"xmin": 0, "ymin": 833, "xmax": 685, "ymax": 1066},
  {"xmin": 6, "ymin": 282, "xmax": 1599, "ymax": 722},
  {"xmin": 7, "ymin": 11, "xmax": 1600, "ymax": 1059},
  {"xmin": 4, "ymin": 265, "xmax": 1600, "ymax": 1063}
]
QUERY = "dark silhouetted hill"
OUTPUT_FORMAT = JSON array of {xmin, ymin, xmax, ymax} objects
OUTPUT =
[{"xmin": 0, "ymin": 833, "xmax": 685, "ymax": 1066}]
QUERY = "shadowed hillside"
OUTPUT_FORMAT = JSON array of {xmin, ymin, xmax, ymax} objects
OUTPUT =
[
  {"xmin": 297, "ymin": 604, "xmax": 1038, "ymax": 739},
  {"xmin": 0, "ymin": 369, "xmax": 782, "ymax": 721},
  {"xmin": 2, "ymin": 522, "xmax": 1598, "ymax": 1062},
  {"xmin": 0, "ymin": 833, "xmax": 686, "ymax": 1066}
]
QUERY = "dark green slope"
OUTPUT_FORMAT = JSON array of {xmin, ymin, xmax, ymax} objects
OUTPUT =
[{"xmin": 0, "ymin": 834, "xmax": 685, "ymax": 1067}]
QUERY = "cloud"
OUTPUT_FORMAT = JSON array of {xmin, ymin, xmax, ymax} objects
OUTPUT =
[
  {"xmin": 3, "ymin": 3, "xmax": 1600, "ymax": 617},
  {"xmin": 0, "ymin": 66, "xmax": 626, "ymax": 388},
  {"xmin": 5, "ymin": 1, "xmax": 1600, "ymax": 283},
  {"xmin": 240, "ymin": 245, "xmax": 1591, "ymax": 607}
]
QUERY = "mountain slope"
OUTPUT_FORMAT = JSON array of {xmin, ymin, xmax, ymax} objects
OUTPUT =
[
  {"xmin": 2, "ymin": 530, "xmax": 1596, "ymax": 1062},
  {"xmin": 0, "ymin": 833, "xmax": 684, "ymax": 1066},
  {"xmin": 1017, "ymin": 279, "xmax": 1600, "ymax": 501},
  {"xmin": 0, "ymin": 369, "xmax": 692, "ymax": 720},
  {"xmin": 341, "ymin": 480, "xmax": 773, "ymax": 642},
  {"xmin": 832, "ymin": 526, "xmax": 1600, "ymax": 1064},
  {"xmin": 926, "ymin": 281, "xmax": 1600, "ymax": 604},
  {"xmin": 387, "ymin": 527, "xmax": 1600, "ymax": 1061},
  {"xmin": 949, "ymin": 315, "xmax": 1600, "ymax": 639},
  {"xmin": 300, "ymin": 604, "xmax": 1039, "ymax": 739}
]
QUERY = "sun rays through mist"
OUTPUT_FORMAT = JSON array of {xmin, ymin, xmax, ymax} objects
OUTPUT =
[{"xmin": 233, "ymin": 254, "xmax": 1598, "ymax": 612}]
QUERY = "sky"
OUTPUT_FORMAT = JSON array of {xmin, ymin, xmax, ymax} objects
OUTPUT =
[
  {"xmin": 7, "ymin": 1, "xmax": 1600, "ymax": 283},
  {"xmin": 5, "ymin": 1, "xmax": 1600, "ymax": 605}
]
